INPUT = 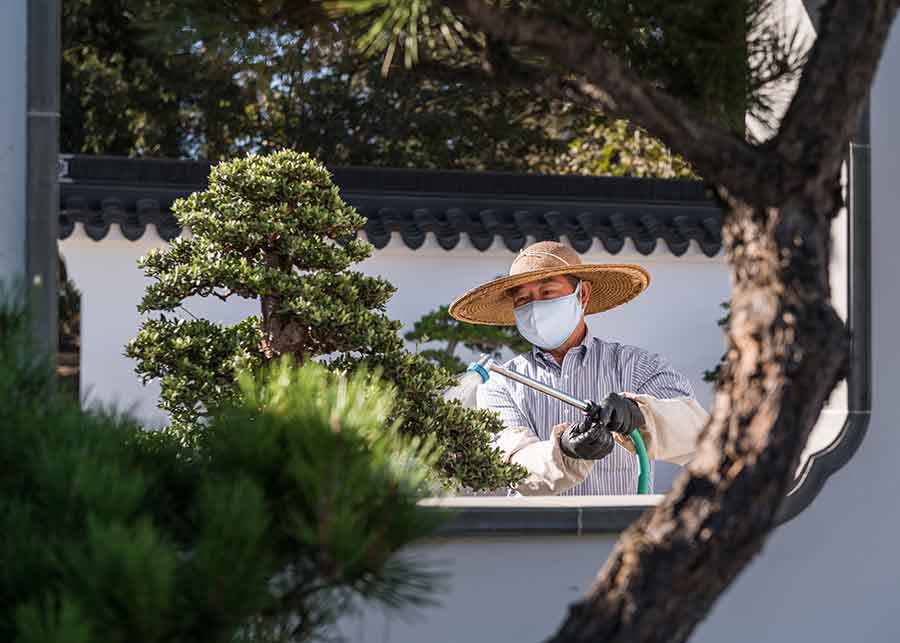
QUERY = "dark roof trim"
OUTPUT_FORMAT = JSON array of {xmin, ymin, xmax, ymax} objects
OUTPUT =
[{"xmin": 59, "ymin": 155, "xmax": 724, "ymax": 256}]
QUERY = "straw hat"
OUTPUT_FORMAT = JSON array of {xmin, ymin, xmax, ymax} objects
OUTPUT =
[{"xmin": 448, "ymin": 241, "xmax": 650, "ymax": 326}]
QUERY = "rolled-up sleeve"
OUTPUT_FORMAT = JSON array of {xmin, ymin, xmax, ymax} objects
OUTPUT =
[{"xmin": 619, "ymin": 351, "xmax": 709, "ymax": 465}]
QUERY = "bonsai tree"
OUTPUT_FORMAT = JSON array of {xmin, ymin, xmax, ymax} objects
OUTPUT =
[
  {"xmin": 2, "ymin": 298, "xmax": 448, "ymax": 642},
  {"xmin": 127, "ymin": 150, "xmax": 523, "ymax": 491},
  {"xmin": 702, "ymin": 302, "xmax": 731, "ymax": 384},
  {"xmin": 406, "ymin": 304, "xmax": 531, "ymax": 374}
]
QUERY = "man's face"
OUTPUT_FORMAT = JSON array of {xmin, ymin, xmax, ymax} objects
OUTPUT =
[{"xmin": 508, "ymin": 275, "xmax": 578, "ymax": 309}]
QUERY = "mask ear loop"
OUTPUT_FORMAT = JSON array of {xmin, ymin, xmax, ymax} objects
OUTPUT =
[{"xmin": 574, "ymin": 279, "xmax": 587, "ymax": 311}]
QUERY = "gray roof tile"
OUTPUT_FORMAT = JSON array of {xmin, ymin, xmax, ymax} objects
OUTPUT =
[{"xmin": 59, "ymin": 155, "xmax": 723, "ymax": 256}]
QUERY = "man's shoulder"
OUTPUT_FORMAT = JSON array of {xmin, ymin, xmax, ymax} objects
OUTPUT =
[
  {"xmin": 588, "ymin": 337, "xmax": 658, "ymax": 364},
  {"xmin": 501, "ymin": 350, "xmax": 538, "ymax": 371},
  {"xmin": 500, "ymin": 339, "xmax": 661, "ymax": 368},
  {"xmin": 477, "ymin": 352, "xmax": 539, "ymax": 399},
  {"xmin": 476, "ymin": 352, "xmax": 531, "ymax": 403}
]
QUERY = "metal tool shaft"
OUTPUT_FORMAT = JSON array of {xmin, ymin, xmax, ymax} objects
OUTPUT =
[{"xmin": 487, "ymin": 362, "xmax": 590, "ymax": 412}]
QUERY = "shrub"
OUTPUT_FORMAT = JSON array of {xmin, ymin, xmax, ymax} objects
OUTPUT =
[
  {"xmin": 1, "ymin": 299, "xmax": 448, "ymax": 643},
  {"xmin": 127, "ymin": 150, "xmax": 524, "ymax": 491}
]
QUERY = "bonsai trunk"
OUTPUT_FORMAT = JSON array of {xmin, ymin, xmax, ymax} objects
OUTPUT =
[
  {"xmin": 259, "ymin": 253, "xmax": 308, "ymax": 359},
  {"xmin": 550, "ymin": 189, "xmax": 850, "ymax": 642}
]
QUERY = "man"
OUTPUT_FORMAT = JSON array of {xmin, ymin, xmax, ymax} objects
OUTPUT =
[{"xmin": 448, "ymin": 241, "xmax": 709, "ymax": 495}]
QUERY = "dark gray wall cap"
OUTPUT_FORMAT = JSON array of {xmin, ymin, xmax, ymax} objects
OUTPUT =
[
  {"xmin": 59, "ymin": 154, "xmax": 724, "ymax": 256},
  {"xmin": 419, "ymin": 496, "xmax": 662, "ymax": 537}
]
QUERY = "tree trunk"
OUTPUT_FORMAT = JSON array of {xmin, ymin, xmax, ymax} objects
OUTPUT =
[
  {"xmin": 259, "ymin": 253, "xmax": 307, "ymax": 359},
  {"xmin": 260, "ymin": 295, "xmax": 308, "ymax": 359},
  {"xmin": 422, "ymin": 1, "xmax": 894, "ymax": 640},
  {"xmin": 549, "ymin": 188, "xmax": 850, "ymax": 642}
]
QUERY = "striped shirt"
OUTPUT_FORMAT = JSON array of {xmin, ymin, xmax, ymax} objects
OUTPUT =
[{"xmin": 476, "ymin": 333, "xmax": 696, "ymax": 495}]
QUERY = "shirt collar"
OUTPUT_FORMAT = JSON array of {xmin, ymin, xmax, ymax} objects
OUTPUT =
[{"xmin": 532, "ymin": 329, "xmax": 593, "ymax": 367}]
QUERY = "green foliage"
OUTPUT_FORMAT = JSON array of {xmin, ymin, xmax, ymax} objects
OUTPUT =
[
  {"xmin": 57, "ymin": 255, "xmax": 80, "ymax": 356},
  {"xmin": 550, "ymin": 118, "xmax": 697, "ymax": 179},
  {"xmin": 1, "ymin": 298, "xmax": 449, "ymax": 642},
  {"xmin": 126, "ymin": 317, "xmax": 264, "ymax": 429},
  {"xmin": 62, "ymin": 0, "xmax": 693, "ymax": 177},
  {"xmin": 128, "ymin": 149, "xmax": 524, "ymax": 490},
  {"xmin": 406, "ymin": 305, "xmax": 531, "ymax": 374},
  {"xmin": 62, "ymin": 0, "xmax": 247, "ymax": 158},
  {"xmin": 336, "ymin": 0, "xmax": 805, "ymax": 136},
  {"xmin": 702, "ymin": 302, "xmax": 731, "ymax": 384}
]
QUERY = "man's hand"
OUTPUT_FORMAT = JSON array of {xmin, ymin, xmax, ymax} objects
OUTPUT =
[
  {"xmin": 594, "ymin": 392, "xmax": 645, "ymax": 434},
  {"xmin": 558, "ymin": 393, "xmax": 645, "ymax": 459},
  {"xmin": 558, "ymin": 418, "xmax": 614, "ymax": 460}
]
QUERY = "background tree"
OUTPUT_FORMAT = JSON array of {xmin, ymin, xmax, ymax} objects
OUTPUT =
[
  {"xmin": 702, "ymin": 302, "xmax": 731, "ymax": 385},
  {"xmin": 0, "ymin": 299, "xmax": 448, "ymax": 642},
  {"xmin": 127, "ymin": 150, "xmax": 523, "ymax": 491},
  {"xmin": 406, "ymin": 305, "xmax": 530, "ymax": 374},
  {"xmin": 61, "ymin": 0, "xmax": 247, "ymax": 158},
  {"xmin": 61, "ymin": 0, "xmax": 692, "ymax": 177},
  {"xmin": 331, "ymin": 0, "xmax": 894, "ymax": 640}
]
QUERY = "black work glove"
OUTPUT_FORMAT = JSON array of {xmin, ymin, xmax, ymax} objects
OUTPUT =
[
  {"xmin": 558, "ymin": 417, "xmax": 614, "ymax": 460},
  {"xmin": 592, "ymin": 392, "xmax": 645, "ymax": 435}
]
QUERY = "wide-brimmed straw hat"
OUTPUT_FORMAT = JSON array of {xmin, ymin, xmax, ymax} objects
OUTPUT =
[{"xmin": 448, "ymin": 241, "xmax": 650, "ymax": 326}]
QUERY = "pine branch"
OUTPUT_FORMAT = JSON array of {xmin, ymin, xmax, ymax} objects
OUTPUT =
[
  {"xmin": 774, "ymin": 0, "xmax": 900, "ymax": 205},
  {"xmin": 441, "ymin": 0, "xmax": 773, "ymax": 202}
]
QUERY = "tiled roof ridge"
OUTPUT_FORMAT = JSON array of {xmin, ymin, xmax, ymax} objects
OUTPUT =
[{"xmin": 59, "ymin": 155, "xmax": 724, "ymax": 256}]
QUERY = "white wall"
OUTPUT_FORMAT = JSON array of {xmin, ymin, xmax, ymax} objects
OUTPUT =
[
  {"xmin": 0, "ymin": 1, "xmax": 27, "ymax": 281},
  {"xmin": 338, "ymin": 535, "xmax": 619, "ymax": 643}
]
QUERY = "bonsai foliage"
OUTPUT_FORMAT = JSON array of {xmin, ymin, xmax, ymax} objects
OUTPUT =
[
  {"xmin": 128, "ymin": 150, "xmax": 523, "ymax": 490},
  {"xmin": 702, "ymin": 302, "xmax": 731, "ymax": 384},
  {"xmin": 406, "ymin": 305, "xmax": 531, "ymax": 374},
  {"xmin": 1, "ymin": 298, "xmax": 448, "ymax": 642}
]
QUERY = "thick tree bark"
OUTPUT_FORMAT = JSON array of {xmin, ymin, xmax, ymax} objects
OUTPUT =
[
  {"xmin": 433, "ymin": 0, "xmax": 899, "ymax": 640},
  {"xmin": 548, "ymin": 190, "xmax": 848, "ymax": 642}
]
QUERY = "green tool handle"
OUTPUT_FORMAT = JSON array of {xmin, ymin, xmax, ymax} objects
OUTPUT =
[{"xmin": 628, "ymin": 429, "xmax": 650, "ymax": 494}]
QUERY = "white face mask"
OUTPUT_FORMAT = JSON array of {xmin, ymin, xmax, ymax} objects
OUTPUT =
[{"xmin": 513, "ymin": 281, "xmax": 584, "ymax": 350}]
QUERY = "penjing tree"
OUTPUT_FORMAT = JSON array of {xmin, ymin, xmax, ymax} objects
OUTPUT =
[
  {"xmin": 127, "ymin": 149, "xmax": 523, "ymax": 491},
  {"xmin": 406, "ymin": 305, "xmax": 531, "ymax": 374}
]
